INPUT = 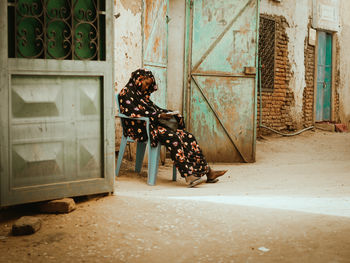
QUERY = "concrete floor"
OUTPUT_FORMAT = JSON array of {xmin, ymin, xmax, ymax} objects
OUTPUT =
[{"xmin": 0, "ymin": 130, "xmax": 350, "ymax": 263}]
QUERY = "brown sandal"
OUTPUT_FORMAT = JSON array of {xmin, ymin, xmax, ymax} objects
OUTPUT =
[
  {"xmin": 206, "ymin": 168, "xmax": 227, "ymax": 183},
  {"xmin": 206, "ymin": 178, "xmax": 219, "ymax": 183}
]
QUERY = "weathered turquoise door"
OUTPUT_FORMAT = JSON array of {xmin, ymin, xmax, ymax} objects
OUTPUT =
[
  {"xmin": 142, "ymin": 0, "xmax": 169, "ymax": 108},
  {"xmin": 184, "ymin": 0, "xmax": 258, "ymax": 162},
  {"xmin": 0, "ymin": 0, "xmax": 115, "ymax": 206},
  {"xmin": 316, "ymin": 32, "xmax": 332, "ymax": 121}
]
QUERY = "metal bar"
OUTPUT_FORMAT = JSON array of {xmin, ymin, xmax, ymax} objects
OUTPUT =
[
  {"xmin": 141, "ymin": 0, "xmax": 145, "ymax": 67},
  {"xmin": 186, "ymin": 0, "xmax": 194, "ymax": 129},
  {"xmin": 254, "ymin": 0, "xmax": 260, "ymax": 161},
  {"xmin": 14, "ymin": 0, "xmax": 17, "ymax": 58},
  {"xmin": 144, "ymin": 61, "xmax": 167, "ymax": 68},
  {"xmin": 259, "ymin": 58, "xmax": 262, "ymax": 127},
  {"xmin": 182, "ymin": 0, "xmax": 191, "ymax": 125},
  {"xmin": 192, "ymin": 0, "xmax": 254, "ymax": 72},
  {"xmin": 97, "ymin": 0, "xmax": 100, "ymax": 61},
  {"xmin": 71, "ymin": 0, "xmax": 75, "ymax": 60},
  {"xmin": 165, "ymin": 0, "xmax": 169, "ymax": 108},
  {"xmin": 43, "ymin": 0, "xmax": 46, "ymax": 59},
  {"xmin": 191, "ymin": 72, "xmax": 255, "ymax": 78},
  {"xmin": 8, "ymin": 68, "xmax": 105, "ymax": 76},
  {"xmin": 191, "ymin": 76, "xmax": 248, "ymax": 163}
]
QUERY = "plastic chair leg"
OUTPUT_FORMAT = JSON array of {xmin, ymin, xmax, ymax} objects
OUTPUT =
[
  {"xmin": 135, "ymin": 142, "xmax": 147, "ymax": 173},
  {"xmin": 115, "ymin": 135, "xmax": 128, "ymax": 177},
  {"xmin": 147, "ymin": 144, "xmax": 161, "ymax": 185},
  {"xmin": 172, "ymin": 165, "xmax": 177, "ymax": 181}
]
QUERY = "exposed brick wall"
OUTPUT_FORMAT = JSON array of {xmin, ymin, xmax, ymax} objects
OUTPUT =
[
  {"xmin": 302, "ymin": 25, "xmax": 315, "ymax": 128},
  {"xmin": 258, "ymin": 15, "xmax": 296, "ymax": 135}
]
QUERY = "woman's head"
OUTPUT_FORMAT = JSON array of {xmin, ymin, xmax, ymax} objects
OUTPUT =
[{"xmin": 130, "ymin": 69, "xmax": 158, "ymax": 95}]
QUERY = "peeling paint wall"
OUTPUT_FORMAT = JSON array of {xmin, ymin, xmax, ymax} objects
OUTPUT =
[
  {"xmin": 260, "ymin": 0, "xmax": 312, "ymax": 128},
  {"xmin": 113, "ymin": 0, "xmax": 186, "ymax": 114},
  {"xmin": 167, "ymin": 0, "xmax": 186, "ymax": 112},
  {"xmin": 338, "ymin": 0, "xmax": 350, "ymax": 127},
  {"xmin": 114, "ymin": 0, "xmax": 142, "ymax": 149},
  {"xmin": 112, "ymin": 0, "xmax": 350, "ymax": 145},
  {"xmin": 114, "ymin": 0, "xmax": 142, "ymax": 94}
]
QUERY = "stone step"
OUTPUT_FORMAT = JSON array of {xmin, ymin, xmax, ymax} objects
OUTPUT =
[
  {"xmin": 315, "ymin": 122, "xmax": 335, "ymax": 132},
  {"xmin": 39, "ymin": 198, "xmax": 76, "ymax": 214}
]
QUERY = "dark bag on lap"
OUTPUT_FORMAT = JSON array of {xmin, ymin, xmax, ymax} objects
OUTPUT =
[{"xmin": 158, "ymin": 116, "xmax": 178, "ymax": 131}]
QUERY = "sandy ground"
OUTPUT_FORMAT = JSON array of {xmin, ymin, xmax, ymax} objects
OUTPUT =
[{"xmin": 0, "ymin": 130, "xmax": 350, "ymax": 263}]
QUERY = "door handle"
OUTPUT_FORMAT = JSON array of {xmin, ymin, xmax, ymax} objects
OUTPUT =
[{"xmin": 323, "ymin": 82, "xmax": 326, "ymax": 89}]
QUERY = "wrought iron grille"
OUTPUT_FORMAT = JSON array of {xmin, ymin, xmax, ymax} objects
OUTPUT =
[
  {"xmin": 259, "ymin": 16, "xmax": 275, "ymax": 92},
  {"xmin": 7, "ymin": 0, "xmax": 106, "ymax": 60}
]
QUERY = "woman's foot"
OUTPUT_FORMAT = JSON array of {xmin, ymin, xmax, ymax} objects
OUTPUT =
[
  {"xmin": 186, "ymin": 175, "xmax": 205, "ymax": 188},
  {"xmin": 206, "ymin": 168, "xmax": 228, "ymax": 183}
]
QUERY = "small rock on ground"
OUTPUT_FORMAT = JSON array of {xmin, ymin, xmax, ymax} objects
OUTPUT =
[
  {"xmin": 12, "ymin": 216, "xmax": 42, "ymax": 236},
  {"xmin": 335, "ymin": 123, "xmax": 348, "ymax": 132},
  {"xmin": 39, "ymin": 198, "xmax": 76, "ymax": 214}
]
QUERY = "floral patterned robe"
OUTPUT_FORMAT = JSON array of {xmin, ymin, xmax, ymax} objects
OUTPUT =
[{"xmin": 118, "ymin": 69, "xmax": 209, "ymax": 178}]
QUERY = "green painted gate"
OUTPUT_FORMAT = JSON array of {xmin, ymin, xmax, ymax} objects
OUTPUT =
[
  {"xmin": 316, "ymin": 31, "xmax": 332, "ymax": 122},
  {"xmin": 142, "ymin": 0, "xmax": 169, "ymax": 108},
  {"xmin": 184, "ymin": 0, "xmax": 259, "ymax": 163},
  {"xmin": 0, "ymin": 0, "xmax": 114, "ymax": 207}
]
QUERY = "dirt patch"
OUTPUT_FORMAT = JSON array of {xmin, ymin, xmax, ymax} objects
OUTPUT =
[{"xmin": 1, "ymin": 130, "xmax": 350, "ymax": 262}]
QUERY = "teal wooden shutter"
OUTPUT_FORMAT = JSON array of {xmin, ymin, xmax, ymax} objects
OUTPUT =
[{"xmin": 142, "ymin": 0, "xmax": 169, "ymax": 108}]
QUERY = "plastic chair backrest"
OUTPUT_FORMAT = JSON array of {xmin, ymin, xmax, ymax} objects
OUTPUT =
[
  {"xmin": 115, "ymin": 93, "xmax": 151, "ymax": 141},
  {"xmin": 114, "ymin": 92, "xmax": 177, "ymax": 184}
]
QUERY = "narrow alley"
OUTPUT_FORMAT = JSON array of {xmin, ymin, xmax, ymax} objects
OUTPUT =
[{"xmin": 1, "ymin": 130, "xmax": 349, "ymax": 263}]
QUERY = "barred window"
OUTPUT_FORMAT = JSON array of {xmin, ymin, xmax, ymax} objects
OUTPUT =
[
  {"xmin": 259, "ymin": 16, "xmax": 276, "ymax": 92},
  {"xmin": 7, "ymin": 0, "xmax": 106, "ymax": 60}
]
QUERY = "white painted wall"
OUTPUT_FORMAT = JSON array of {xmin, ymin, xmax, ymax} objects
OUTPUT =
[
  {"xmin": 338, "ymin": 0, "xmax": 350, "ymax": 127},
  {"xmin": 167, "ymin": 0, "xmax": 186, "ymax": 112},
  {"xmin": 260, "ymin": 0, "xmax": 312, "ymax": 127}
]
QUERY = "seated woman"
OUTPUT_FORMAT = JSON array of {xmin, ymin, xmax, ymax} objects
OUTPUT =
[{"xmin": 118, "ymin": 69, "xmax": 227, "ymax": 187}]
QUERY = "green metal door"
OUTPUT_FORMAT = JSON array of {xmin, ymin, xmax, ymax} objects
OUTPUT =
[
  {"xmin": 316, "ymin": 31, "xmax": 332, "ymax": 121},
  {"xmin": 142, "ymin": 0, "xmax": 169, "ymax": 108},
  {"xmin": 184, "ymin": 0, "xmax": 259, "ymax": 163},
  {"xmin": 0, "ymin": 0, "xmax": 115, "ymax": 206}
]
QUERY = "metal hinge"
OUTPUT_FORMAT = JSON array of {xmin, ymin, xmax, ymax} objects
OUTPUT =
[{"xmin": 190, "ymin": 0, "xmax": 194, "ymax": 9}]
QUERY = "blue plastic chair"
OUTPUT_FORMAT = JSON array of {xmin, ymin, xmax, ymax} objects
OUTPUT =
[{"xmin": 115, "ymin": 94, "xmax": 177, "ymax": 185}]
